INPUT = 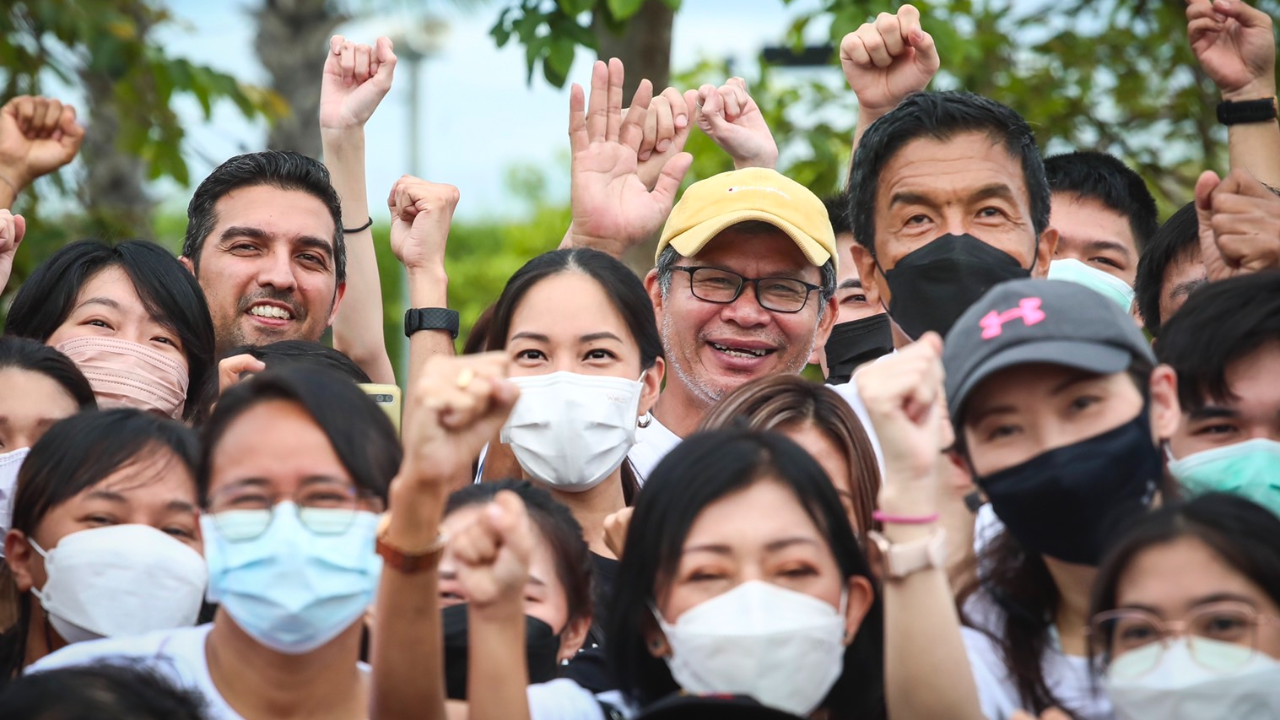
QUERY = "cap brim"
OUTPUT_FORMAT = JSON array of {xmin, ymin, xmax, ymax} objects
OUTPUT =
[
  {"xmin": 665, "ymin": 210, "xmax": 831, "ymax": 266},
  {"xmin": 950, "ymin": 339, "xmax": 1133, "ymax": 418}
]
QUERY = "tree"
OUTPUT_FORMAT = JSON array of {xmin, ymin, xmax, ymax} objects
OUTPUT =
[
  {"xmin": 254, "ymin": 0, "xmax": 348, "ymax": 158},
  {"xmin": 0, "ymin": 0, "xmax": 283, "ymax": 302}
]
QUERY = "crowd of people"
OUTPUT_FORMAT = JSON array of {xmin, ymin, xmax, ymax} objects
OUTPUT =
[{"xmin": 0, "ymin": 0, "xmax": 1278, "ymax": 718}]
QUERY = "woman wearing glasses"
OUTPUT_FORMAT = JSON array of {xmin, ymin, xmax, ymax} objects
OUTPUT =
[
  {"xmin": 1088, "ymin": 493, "xmax": 1280, "ymax": 720},
  {"xmin": 31, "ymin": 367, "xmax": 400, "ymax": 720}
]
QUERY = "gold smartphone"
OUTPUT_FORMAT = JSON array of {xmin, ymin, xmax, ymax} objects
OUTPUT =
[{"xmin": 358, "ymin": 384, "xmax": 402, "ymax": 434}]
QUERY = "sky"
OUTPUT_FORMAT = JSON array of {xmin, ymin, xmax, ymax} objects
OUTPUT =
[{"xmin": 157, "ymin": 0, "xmax": 830, "ymax": 221}]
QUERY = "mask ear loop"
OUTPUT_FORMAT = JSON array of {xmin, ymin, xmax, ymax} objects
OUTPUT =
[{"xmin": 25, "ymin": 537, "xmax": 59, "ymax": 652}]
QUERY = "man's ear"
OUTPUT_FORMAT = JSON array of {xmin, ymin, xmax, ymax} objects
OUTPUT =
[
  {"xmin": 814, "ymin": 293, "xmax": 839, "ymax": 349},
  {"xmin": 1031, "ymin": 227, "xmax": 1059, "ymax": 278},
  {"xmin": 644, "ymin": 268, "xmax": 664, "ymax": 317},
  {"xmin": 851, "ymin": 243, "xmax": 885, "ymax": 309},
  {"xmin": 639, "ymin": 358, "xmax": 664, "ymax": 416},
  {"xmin": 179, "ymin": 255, "xmax": 196, "ymax": 276},
  {"xmin": 557, "ymin": 615, "xmax": 593, "ymax": 663},
  {"xmin": 1149, "ymin": 363, "xmax": 1182, "ymax": 442},
  {"xmin": 327, "ymin": 282, "xmax": 348, "ymax": 327}
]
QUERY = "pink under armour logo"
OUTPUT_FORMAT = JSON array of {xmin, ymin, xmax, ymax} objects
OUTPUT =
[{"xmin": 980, "ymin": 297, "xmax": 1046, "ymax": 339}]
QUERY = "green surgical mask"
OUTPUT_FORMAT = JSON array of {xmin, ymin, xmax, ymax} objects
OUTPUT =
[
  {"xmin": 1167, "ymin": 438, "xmax": 1280, "ymax": 517},
  {"xmin": 1047, "ymin": 259, "xmax": 1135, "ymax": 313}
]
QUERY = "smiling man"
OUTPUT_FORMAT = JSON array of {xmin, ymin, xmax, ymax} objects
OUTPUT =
[
  {"xmin": 181, "ymin": 151, "xmax": 347, "ymax": 354},
  {"xmin": 627, "ymin": 168, "xmax": 839, "ymax": 480}
]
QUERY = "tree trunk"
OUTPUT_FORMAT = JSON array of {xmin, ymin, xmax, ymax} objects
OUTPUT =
[
  {"xmin": 593, "ymin": 0, "xmax": 675, "ymax": 274},
  {"xmin": 79, "ymin": 49, "xmax": 154, "ymax": 241},
  {"xmin": 253, "ymin": 0, "xmax": 346, "ymax": 159}
]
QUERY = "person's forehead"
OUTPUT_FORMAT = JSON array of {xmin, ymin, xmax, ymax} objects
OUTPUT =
[
  {"xmin": 1208, "ymin": 341, "xmax": 1280, "ymax": 414},
  {"xmin": 208, "ymin": 400, "xmax": 352, "ymax": 491},
  {"xmin": 1050, "ymin": 193, "xmax": 1137, "ymax": 255},
  {"xmin": 1116, "ymin": 536, "xmax": 1265, "ymax": 610},
  {"xmin": 688, "ymin": 225, "xmax": 813, "ymax": 274},
  {"xmin": 209, "ymin": 185, "xmax": 335, "ymax": 235},
  {"xmin": 877, "ymin": 131, "xmax": 1030, "ymax": 203},
  {"xmin": 511, "ymin": 272, "xmax": 630, "ymax": 336}
]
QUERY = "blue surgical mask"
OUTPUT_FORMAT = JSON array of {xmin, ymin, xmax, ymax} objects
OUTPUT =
[
  {"xmin": 1048, "ymin": 259, "xmax": 1135, "ymax": 313},
  {"xmin": 1167, "ymin": 439, "xmax": 1280, "ymax": 518},
  {"xmin": 201, "ymin": 502, "xmax": 382, "ymax": 654}
]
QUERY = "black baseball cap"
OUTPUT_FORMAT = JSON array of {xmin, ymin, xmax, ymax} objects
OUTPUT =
[{"xmin": 943, "ymin": 278, "xmax": 1154, "ymax": 420}]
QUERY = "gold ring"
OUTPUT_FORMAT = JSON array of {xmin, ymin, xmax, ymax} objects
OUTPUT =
[{"xmin": 456, "ymin": 367, "xmax": 475, "ymax": 390}]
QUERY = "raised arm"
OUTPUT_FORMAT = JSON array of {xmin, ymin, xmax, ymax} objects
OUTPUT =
[
  {"xmin": 1187, "ymin": 0, "xmax": 1280, "ymax": 187},
  {"xmin": 692, "ymin": 77, "xmax": 778, "ymax": 170},
  {"xmin": 0, "ymin": 209, "xmax": 26, "ymax": 296},
  {"xmin": 561, "ymin": 59, "xmax": 692, "ymax": 259},
  {"xmin": 857, "ymin": 333, "xmax": 985, "ymax": 720},
  {"xmin": 1195, "ymin": 167, "xmax": 1280, "ymax": 281},
  {"xmin": 840, "ymin": 4, "xmax": 939, "ymax": 163},
  {"xmin": 321, "ymin": 35, "xmax": 398, "ymax": 384},
  {"xmin": 0, "ymin": 96, "xmax": 84, "ymax": 209},
  {"xmin": 371, "ymin": 352, "xmax": 519, "ymax": 720}
]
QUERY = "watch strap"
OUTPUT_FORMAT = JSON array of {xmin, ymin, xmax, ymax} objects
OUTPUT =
[
  {"xmin": 870, "ymin": 528, "xmax": 948, "ymax": 580},
  {"xmin": 1217, "ymin": 97, "xmax": 1278, "ymax": 126},
  {"xmin": 404, "ymin": 307, "xmax": 461, "ymax": 339}
]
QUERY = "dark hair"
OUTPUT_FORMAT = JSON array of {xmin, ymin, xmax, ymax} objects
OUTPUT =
[
  {"xmin": 1154, "ymin": 271, "xmax": 1280, "ymax": 412},
  {"xmin": 485, "ymin": 248, "xmax": 663, "ymax": 503},
  {"xmin": 0, "ymin": 662, "xmax": 208, "ymax": 720},
  {"xmin": 446, "ymin": 480, "xmax": 593, "ymax": 629},
  {"xmin": 0, "ymin": 338, "xmax": 97, "ymax": 411},
  {"xmin": 462, "ymin": 304, "xmax": 497, "ymax": 356},
  {"xmin": 200, "ymin": 366, "xmax": 400, "ymax": 503},
  {"xmin": 849, "ymin": 91, "xmax": 1050, "ymax": 255},
  {"xmin": 191, "ymin": 341, "xmax": 372, "ymax": 423},
  {"xmin": 606, "ymin": 428, "xmax": 885, "ymax": 720},
  {"xmin": 1089, "ymin": 493, "xmax": 1280, "ymax": 668},
  {"xmin": 1134, "ymin": 201, "xmax": 1201, "ymax": 336},
  {"xmin": 1043, "ymin": 151, "xmax": 1158, "ymax": 253},
  {"xmin": 697, "ymin": 375, "xmax": 881, "ymax": 534},
  {"xmin": 4, "ymin": 240, "xmax": 216, "ymax": 421},
  {"xmin": 823, "ymin": 193, "xmax": 853, "ymax": 237},
  {"xmin": 0, "ymin": 409, "xmax": 199, "ymax": 682},
  {"xmin": 182, "ymin": 150, "xmax": 346, "ymax": 285}
]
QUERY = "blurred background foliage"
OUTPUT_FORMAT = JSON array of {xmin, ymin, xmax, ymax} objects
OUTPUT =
[{"xmin": 3, "ymin": 0, "xmax": 1279, "ymax": 366}]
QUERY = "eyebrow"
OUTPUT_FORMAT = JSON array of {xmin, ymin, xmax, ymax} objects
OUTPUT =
[
  {"xmin": 688, "ymin": 262, "xmax": 809, "ymax": 282},
  {"xmin": 510, "ymin": 331, "xmax": 625, "ymax": 344},
  {"xmin": 1050, "ymin": 370, "xmax": 1101, "ymax": 395},
  {"xmin": 889, "ymin": 183, "xmax": 1018, "ymax": 209},
  {"xmin": 84, "ymin": 489, "xmax": 128, "ymax": 504},
  {"xmin": 1188, "ymin": 404, "xmax": 1240, "ymax": 421},
  {"xmin": 838, "ymin": 279, "xmax": 864, "ymax": 291},
  {"xmin": 1121, "ymin": 593, "xmax": 1258, "ymax": 616},
  {"xmin": 1077, "ymin": 238, "xmax": 1134, "ymax": 262},
  {"xmin": 166, "ymin": 500, "xmax": 198, "ymax": 514},
  {"xmin": 74, "ymin": 297, "xmax": 121, "ymax": 312},
  {"xmin": 527, "ymin": 574, "xmax": 547, "ymax": 588},
  {"xmin": 1172, "ymin": 277, "xmax": 1208, "ymax": 300},
  {"xmin": 683, "ymin": 536, "xmax": 821, "ymax": 556}
]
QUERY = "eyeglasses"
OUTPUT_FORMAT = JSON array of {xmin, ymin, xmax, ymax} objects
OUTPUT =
[
  {"xmin": 206, "ymin": 481, "xmax": 374, "ymax": 541},
  {"xmin": 1090, "ymin": 601, "xmax": 1277, "ymax": 678},
  {"xmin": 672, "ymin": 266, "xmax": 821, "ymax": 314}
]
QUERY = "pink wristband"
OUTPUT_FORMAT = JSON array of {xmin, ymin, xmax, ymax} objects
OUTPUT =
[{"xmin": 872, "ymin": 510, "xmax": 940, "ymax": 525}]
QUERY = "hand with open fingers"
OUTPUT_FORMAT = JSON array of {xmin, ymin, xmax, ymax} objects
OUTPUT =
[
  {"xmin": 399, "ymin": 353, "xmax": 520, "ymax": 491},
  {"xmin": 217, "ymin": 354, "xmax": 268, "ymax": 396},
  {"xmin": 1195, "ymin": 168, "xmax": 1280, "ymax": 281},
  {"xmin": 388, "ymin": 175, "xmax": 459, "ymax": 273},
  {"xmin": 694, "ymin": 78, "xmax": 778, "ymax": 170},
  {"xmin": 603, "ymin": 506, "xmax": 634, "ymax": 559},
  {"xmin": 451, "ymin": 490, "xmax": 535, "ymax": 612},
  {"xmin": 320, "ymin": 35, "xmax": 398, "ymax": 131},
  {"xmin": 568, "ymin": 59, "xmax": 694, "ymax": 258},
  {"xmin": 840, "ymin": 4, "xmax": 940, "ymax": 120},
  {"xmin": 0, "ymin": 96, "xmax": 85, "ymax": 191},
  {"xmin": 856, "ymin": 332, "xmax": 948, "ymax": 488},
  {"xmin": 1186, "ymin": 0, "xmax": 1276, "ymax": 100},
  {"xmin": 0, "ymin": 209, "xmax": 26, "ymax": 294},
  {"xmin": 634, "ymin": 87, "xmax": 698, "ymax": 191}
]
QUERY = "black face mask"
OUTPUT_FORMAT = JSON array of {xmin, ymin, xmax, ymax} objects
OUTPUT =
[
  {"xmin": 823, "ymin": 314, "xmax": 894, "ymax": 385},
  {"xmin": 881, "ymin": 233, "xmax": 1032, "ymax": 339},
  {"xmin": 442, "ymin": 603, "xmax": 563, "ymax": 700},
  {"xmin": 974, "ymin": 412, "xmax": 1161, "ymax": 566}
]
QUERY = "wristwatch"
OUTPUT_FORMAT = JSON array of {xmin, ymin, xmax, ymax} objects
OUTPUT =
[
  {"xmin": 375, "ymin": 513, "xmax": 447, "ymax": 574},
  {"xmin": 404, "ymin": 307, "xmax": 461, "ymax": 339},
  {"xmin": 867, "ymin": 528, "xmax": 947, "ymax": 580},
  {"xmin": 1217, "ymin": 97, "xmax": 1278, "ymax": 126}
]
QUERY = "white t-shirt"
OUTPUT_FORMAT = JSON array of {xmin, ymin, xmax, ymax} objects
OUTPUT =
[
  {"xmin": 528, "ymin": 679, "xmax": 636, "ymax": 720},
  {"xmin": 829, "ymin": 370, "xmax": 887, "ymax": 478},
  {"xmin": 627, "ymin": 416, "xmax": 682, "ymax": 486},
  {"xmin": 961, "ymin": 597, "xmax": 1112, "ymax": 720},
  {"xmin": 30, "ymin": 624, "xmax": 370, "ymax": 720}
]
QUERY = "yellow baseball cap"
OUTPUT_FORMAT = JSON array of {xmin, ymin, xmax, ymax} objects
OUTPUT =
[{"xmin": 655, "ymin": 167, "xmax": 837, "ymax": 271}]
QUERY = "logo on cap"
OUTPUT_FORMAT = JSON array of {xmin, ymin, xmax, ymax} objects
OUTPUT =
[{"xmin": 980, "ymin": 297, "xmax": 1045, "ymax": 339}]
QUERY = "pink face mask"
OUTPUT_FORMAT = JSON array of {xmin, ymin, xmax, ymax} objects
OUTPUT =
[{"xmin": 55, "ymin": 336, "xmax": 189, "ymax": 419}]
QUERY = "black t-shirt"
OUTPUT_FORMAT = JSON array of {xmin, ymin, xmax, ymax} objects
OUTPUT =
[{"xmin": 564, "ymin": 552, "xmax": 621, "ymax": 693}]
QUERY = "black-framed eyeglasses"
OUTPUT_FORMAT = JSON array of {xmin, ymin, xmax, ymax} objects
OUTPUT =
[
  {"xmin": 206, "ymin": 480, "xmax": 376, "ymax": 541},
  {"xmin": 672, "ymin": 266, "xmax": 821, "ymax": 314}
]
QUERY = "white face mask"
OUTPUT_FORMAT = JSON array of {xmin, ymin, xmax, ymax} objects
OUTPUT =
[
  {"xmin": 1106, "ymin": 637, "xmax": 1280, "ymax": 720},
  {"xmin": 30, "ymin": 524, "xmax": 207, "ymax": 643},
  {"xmin": 0, "ymin": 447, "xmax": 30, "ymax": 557},
  {"xmin": 653, "ymin": 580, "xmax": 848, "ymax": 716},
  {"xmin": 1048, "ymin": 258, "xmax": 1135, "ymax": 313},
  {"xmin": 501, "ymin": 371, "xmax": 645, "ymax": 492}
]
